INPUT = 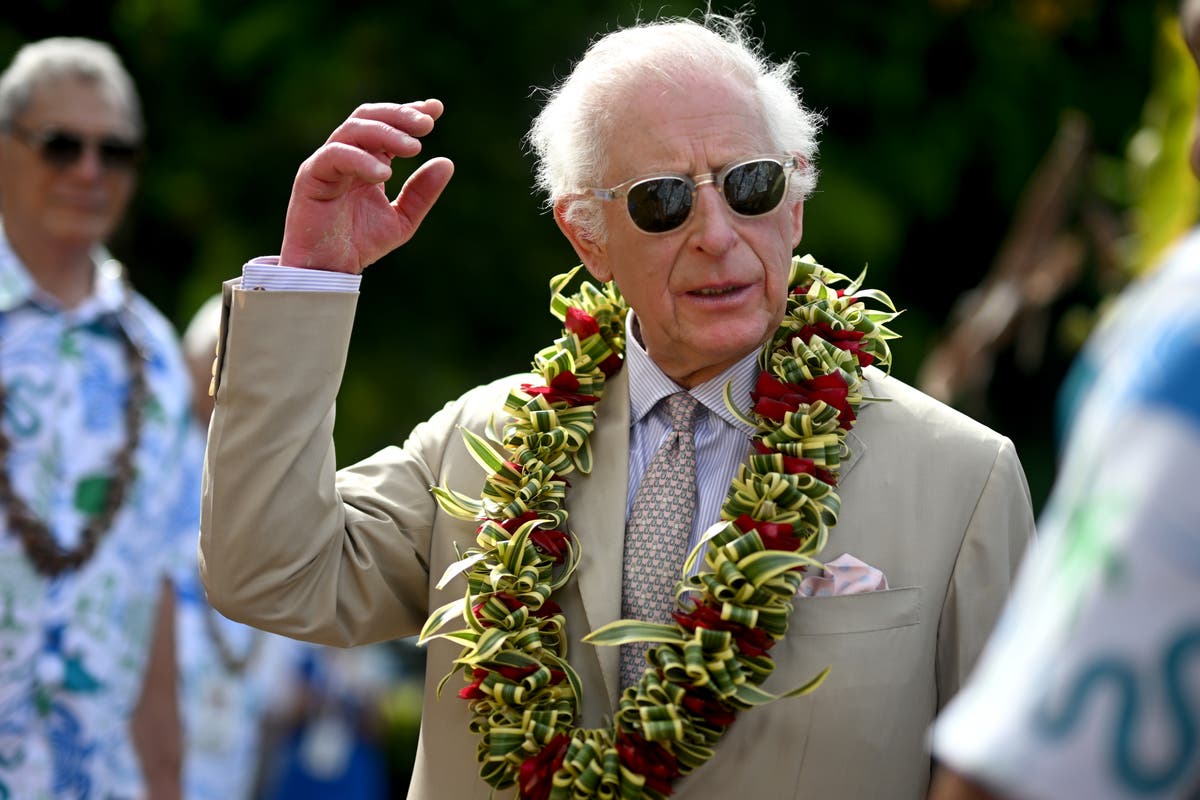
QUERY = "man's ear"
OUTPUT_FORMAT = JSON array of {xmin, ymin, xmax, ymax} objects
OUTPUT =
[
  {"xmin": 554, "ymin": 198, "xmax": 612, "ymax": 282},
  {"xmin": 789, "ymin": 199, "xmax": 805, "ymax": 249}
]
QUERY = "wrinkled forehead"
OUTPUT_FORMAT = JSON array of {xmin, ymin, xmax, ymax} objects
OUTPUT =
[
  {"xmin": 599, "ymin": 71, "xmax": 771, "ymax": 172},
  {"xmin": 597, "ymin": 53, "xmax": 763, "ymax": 123}
]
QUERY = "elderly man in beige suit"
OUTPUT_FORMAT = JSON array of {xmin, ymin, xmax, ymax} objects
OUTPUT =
[{"xmin": 199, "ymin": 14, "xmax": 1034, "ymax": 800}]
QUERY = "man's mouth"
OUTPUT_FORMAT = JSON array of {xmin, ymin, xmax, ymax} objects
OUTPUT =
[{"xmin": 691, "ymin": 285, "xmax": 743, "ymax": 297}]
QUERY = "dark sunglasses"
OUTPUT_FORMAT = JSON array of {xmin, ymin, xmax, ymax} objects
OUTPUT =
[
  {"xmin": 6, "ymin": 124, "xmax": 142, "ymax": 171},
  {"xmin": 584, "ymin": 154, "xmax": 799, "ymax": 234}
]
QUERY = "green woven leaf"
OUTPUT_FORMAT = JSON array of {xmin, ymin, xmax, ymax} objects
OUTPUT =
[
  {"xmin": 431, "ymin": 485, "xmax": 483, "ymax": 520},
  {"xmin": 542, "ymin": 651, "xmax": 582, "ymax": 707},
  {"xmin": 739, "ymin": 550, "xmax": 825, "ymax": 587},
  {"xmin": 548, "ymin": 265, "xmax": 586, "ymax": 321},
  {"xmin": 722, "ymin": 380, "xmax": 756, "ymax": 427},
  {"xmin": 571, "ymin": 439, "xmax": 594, "ymax": 475},
  {"xmin": 776, "ymin": 665, "xmax": 831, "ymax": 698},
  {"xmin": 436, "ymin": 552, "xmax": 488, "ymax": 590},
  {"xmin": 417, "ymin": 596, "xmax": 467, "ymax": 645},
  {"xmin": 583, "ymin": 620, "xmax": 687, "ymax": 647},
  {"xmin": 460, "ymin": 426, "xmax": 507, "ymax": 473},
  {"xmin": 435, "ymin": 669, "xmax": 457, "ymax": 699},
  {"xmin": 468, "ymin": 626, "xmax": 512, "ymax": 663},
  {"xmin": 432, "ymin": 630, "xmax": 482, "ymax": 650},
  {"xmin": 730, "ymin": 664, "xmax": 830, "ymax": 707},
  {"xmin": 852, "ymin": 287, "xmax": 896, "ymax": 311}
]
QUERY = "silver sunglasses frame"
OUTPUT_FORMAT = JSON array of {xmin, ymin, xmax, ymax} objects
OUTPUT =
[{"xmin": 582, "ymin": 153, "xmax": 799, "ymax": 234}]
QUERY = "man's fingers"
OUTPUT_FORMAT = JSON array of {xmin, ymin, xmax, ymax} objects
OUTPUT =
[
  {"xmin": 330, "ymin": 101, "xmax": 444, "ymax": 146},
  {"xmin": 349, "ymin": 99, "xmax": 444, "ymax": 124},
  {"xmin": 299, "ymin": 142, "xmax": 392, "ymax": 199},
  {"xmin": 280, "ymin": 101, "xmax": 450, "ymax": 271},
  {"xmin": 392, "ymin": 156, "xmax": 455, "ymax": 233},
  {"xmin": 320, "ymin": 101, "xmax": 446, "ymax": 170},
  {"xmin": 325, "ymin": 117, "xmax": 425, "ymax": 164},
  {"xmin": 406, "ymin": 98, "xmax": 445, "ymax": 121}
]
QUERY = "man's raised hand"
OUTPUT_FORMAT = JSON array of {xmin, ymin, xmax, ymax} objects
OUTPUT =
[{"xmin": 279, "ymin": 100, "xmax": 454, "ymax": 274}]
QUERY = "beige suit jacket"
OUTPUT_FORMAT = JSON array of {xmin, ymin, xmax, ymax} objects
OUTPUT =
[{"xmin": 200, "ymin": 284, "xmax": 1035, "ymax": 799}]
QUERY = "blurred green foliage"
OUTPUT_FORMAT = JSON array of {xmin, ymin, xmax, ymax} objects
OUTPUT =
[
  {"xmin": 1, "ymin": 0, "xmax": 1188, "ymax": 512},
  {"xmin": 1126, "ymin": 7, "xmax": 1200, "ymax": 276}
]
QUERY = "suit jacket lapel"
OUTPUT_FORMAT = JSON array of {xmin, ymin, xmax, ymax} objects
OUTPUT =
[
  {"xmin": 841, "ymin": 428, "xmax": 866, "ymax": 481},
  {"xmin": 568, "ymin": 365, "xmax": 630, "ymax": 712},
  {"xmin": 839, "ymin": 369, "xmax": 885, "ymax": 482}
]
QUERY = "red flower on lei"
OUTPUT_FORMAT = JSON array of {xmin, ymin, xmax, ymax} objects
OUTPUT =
[{"xmin": 750, "ymin": 370, "xmax": 855, "ymax": 426}]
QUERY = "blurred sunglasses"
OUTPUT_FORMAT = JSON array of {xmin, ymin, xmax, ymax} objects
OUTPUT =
[
  {"xmin": 583, "ymin": 154, "xmax": 800, "ymax": 234},
  {"xmin": 6, "ymin": 124, "xmax": 141, "ymax": 171}
]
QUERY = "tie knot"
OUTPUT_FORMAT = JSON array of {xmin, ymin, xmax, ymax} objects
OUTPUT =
[{"xmin": 662, "ymin": 392, "xmax": 700, "ymax": 433}]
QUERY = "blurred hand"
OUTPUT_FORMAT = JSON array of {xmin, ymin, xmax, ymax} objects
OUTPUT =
[{"xmin": 279, "ymin": 100, "xmax": 454, "ymax": 273}]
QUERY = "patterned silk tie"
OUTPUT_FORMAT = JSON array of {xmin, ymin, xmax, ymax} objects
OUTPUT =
[{"xmin": 620, "ymin": 391, "xmax": 701, "ymax": 690}]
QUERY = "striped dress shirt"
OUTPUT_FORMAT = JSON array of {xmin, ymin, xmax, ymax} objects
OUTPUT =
[{"xmin": 623, "ymin": 313, "xmax": 759, "ymax": 575}]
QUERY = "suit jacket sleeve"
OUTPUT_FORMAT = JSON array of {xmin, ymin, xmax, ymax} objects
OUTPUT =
[
  {"xmin": 935, "ymin": 435, "xmax": 1034, "ymax": 706},
  {"xmin": 199, "ymin": 282, "xmax": 458, "ymax": 646}
]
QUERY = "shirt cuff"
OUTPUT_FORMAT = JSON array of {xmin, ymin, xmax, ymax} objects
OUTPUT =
[{"xmin": 242, "ymin": 257, "xmax": 362, "ymax": 292}]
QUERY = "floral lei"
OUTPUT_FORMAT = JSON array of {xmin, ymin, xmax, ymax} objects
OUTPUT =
[{"xmin": 421, "ymin": 254, "xmax": 899, "ymax": 799}]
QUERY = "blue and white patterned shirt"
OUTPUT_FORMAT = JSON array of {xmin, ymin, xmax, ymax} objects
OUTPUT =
[
  {"xmin": 931, "ymin": 229, "xmax": 1200, "ymax": 798},
  {"xmin": 172, "ymin": 423, "xmax": 308, "ymax": 800},
  {"xmin": 0, "ymin": 225, "xmax": 194, "ymax": 800}
]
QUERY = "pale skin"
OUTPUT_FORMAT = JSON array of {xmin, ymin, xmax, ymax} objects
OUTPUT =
[
  {"xmin": 131, "ymin": 580, "xmax": 180, "ymax": 800},
  {"xmin": 280, "ymin": 78, "xmax": 804, "ymax": 390},
  {"xmin": 554, "ymin": 73, "xmax": 804, "ymax": 388},
  {"xmin": 0, "ymin": 76, "xmax": 137, "ymax": 308},
  {"xmin": 278, "ymin": 100, "xmax": 455, "ymax": 271}
]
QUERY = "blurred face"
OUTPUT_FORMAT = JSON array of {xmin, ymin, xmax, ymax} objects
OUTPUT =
[
  {"xmin": 557, "ymin": 73, "xmax": 804, "ymax": 388},
  {"xmin": 0, "ymin": 76, "xmax": 139, "ymax": 249},
  {"xmin": 1185, "ymin": 0, "xmax": 1200, "ymax": 178}
]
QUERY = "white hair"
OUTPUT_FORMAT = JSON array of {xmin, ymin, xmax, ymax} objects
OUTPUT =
[
  {"xmin": 527, "ymin": 12, "xmax": 822, "ymax": 240},
  {"xmin": 0, "ymin": 37, "xmax": 143, "ymax": 138}
]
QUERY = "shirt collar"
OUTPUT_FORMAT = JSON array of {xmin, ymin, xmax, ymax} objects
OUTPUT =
[
  {"xmin": 0, "ymin": 219, "xmax": 129, "ymax": 319},
  {"xmin": 624, "ymin": 310, "xmax": 759, "ymax": 434}
]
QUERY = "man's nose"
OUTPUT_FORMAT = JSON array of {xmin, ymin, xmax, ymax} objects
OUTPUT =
[
  {"xmin": 69, "ymin": 143, "xmax": 105, "ymax": 179},
  {"xmin": 687, "ymin": 183, "xmax": 738, "ymax": 254}
]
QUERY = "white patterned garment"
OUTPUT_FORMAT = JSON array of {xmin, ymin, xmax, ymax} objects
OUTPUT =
[
  {"xmin": 931, "ymin": 230, "xmax": 1200, "ymax": 799},
  {"xmin": 0, "ymin": 224, "xmax": 194, "ymax": 800},
  {"xmin": 172, "ymin": 424, "xmax": 307, "ymax": 800}
]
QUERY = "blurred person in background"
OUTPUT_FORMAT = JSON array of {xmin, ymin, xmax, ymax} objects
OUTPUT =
[
  {"xmin": 177, "ymin": 294, "xmax": 311, "ymax": 799},
  {"xmin": 929, "ymin": 1, "xmax": 1200, "ymax": 797},
  {"xmin": 256, "ymin": 643, "xmax": 397, "ymax": 800},
  {"xmin": 0, "ymin": 37, "xmax": 193, "ymax": 798},
  {"xmin": 184, "ymin": 294, "xmax": 416, "ymax": 800}
]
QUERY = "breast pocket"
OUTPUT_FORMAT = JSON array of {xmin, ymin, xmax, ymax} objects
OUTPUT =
[
  {"xmin": 787, "ymin": 585, "xmax": 922, "ymax": 636},
  {"xmin": 766, "ymin": 585, "xmax": 923, "ymax": 697},
  {"xmin": 777, "ymin": 586, "xmax": 935, "ymax": 799},
  {"xmin": 675, "ymin": 587, "xmax": 931, "ymax": 800}
]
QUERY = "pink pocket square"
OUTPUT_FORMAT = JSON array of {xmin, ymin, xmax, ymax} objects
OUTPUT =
[{"xmin": 798, "ymin": 553, "xmax": 889, "ymax": 597}]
